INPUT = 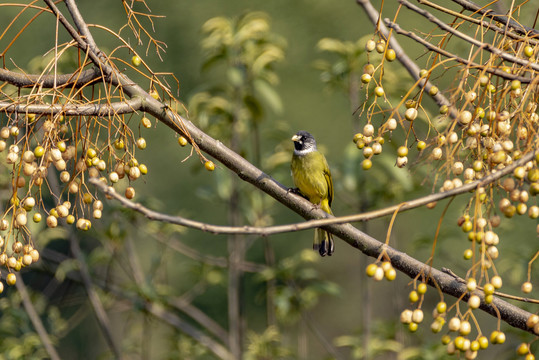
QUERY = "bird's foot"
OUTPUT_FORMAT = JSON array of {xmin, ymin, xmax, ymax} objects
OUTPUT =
[{"xmin": 288, "ymin": 187, "xmax": 308, "ymax": 200}]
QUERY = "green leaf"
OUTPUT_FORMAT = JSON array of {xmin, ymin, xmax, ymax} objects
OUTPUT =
[
  {"xmin": 317, "ymin": 37, "xmax": 348, "ymax": 55},
  {"xmin": 253, "ymin": 79, "xmax": 283, "ymax": 114}
]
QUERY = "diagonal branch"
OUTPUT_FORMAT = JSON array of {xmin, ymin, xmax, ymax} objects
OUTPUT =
[
  {"xmin": 52, "ymin": 0, "xmax": 535, "ymax": 335},
  {"xmin": 46, "ymin": 171, "xmax": 123, "ymax": 359},
  {"xmin": 38, "ymin": 248, "xmax": 234, "ymax": 360},
  {"xmin": 384, "ymin": 20, "xmax": 532, "ymax": 83},
  {"xmin": 451, "ymin": 0, "xmax": 539, "ymax": 37},
  {"xmin": 399, "ymin": 0, "xmax": 539, "ymax": 72},
  {"xmin": 90, "ymin": 147, "xmax": 535, "ymax": 236},
  {"xmin": 356, "ymin": 0, "xmax": 452, "ymax": 109},
  {"xmin": 15, "ymin": 275, "xmax": 61, "ymax": 360}
]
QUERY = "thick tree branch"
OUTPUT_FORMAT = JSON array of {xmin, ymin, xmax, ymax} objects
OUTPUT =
[
  {"xmin": 0, "ymin": 97, "xmax": 142, "ymax": 116},
  {"xmin": 0, "ymin": 67, "xmax": 103, "ymax": 88},
  {"xmin": 51, "ymin": 0, "xmax": 535, "ymax": 335}
]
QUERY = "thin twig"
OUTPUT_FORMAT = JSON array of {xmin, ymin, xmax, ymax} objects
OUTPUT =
[
  {"xmin": 399, "ymin": 0, "xmax": 539, "ymax": 72},
  {"xmin": 384, "ymin": 20, "xmax": 532, "ymax": 83},
  {"xmin": 48, "ymin": 0, "xmax": 536, "ymax": 334},
  {"xmin": 451, "ymin": 0, "xmax": 539, "ymax": 37},
  {"xmin": 89, "ymin": 148, "xmax": 535, "ymax": 236},
  {"xmin": 145, "ymin": 302, "xmax": 234, "ymax": 360},
  {"xmin": 356, "ymin": 0, "xmax": 453, "ymax": 109},
  {"xmin": 38, "ymin": 248, "xmax": 234, "ymax": 360},
  {"xmin": 419, "ymin": 0, "xmax": 539, "ymax": 45},
  {"xmin": 155, "ymin": 236, "xmax": 265, "ymax": 272},
  {"xmin": 15, "ymin": 275, "xmax": 61, "ymax": 360},
  {"xmin": 46, "ymin": 171, "xmax": 123, "ymax": 359}
]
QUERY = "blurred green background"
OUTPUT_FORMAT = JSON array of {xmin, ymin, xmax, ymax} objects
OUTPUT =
[{"xmin": 0, "ymin": 1, "xmax": 537, "ymax": 359}]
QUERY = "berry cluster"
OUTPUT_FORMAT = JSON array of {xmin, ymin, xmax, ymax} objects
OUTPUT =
[
  {"xmin": 0, "ymin": 111, "xmax": 153, "ymax": 288},
  {"xmin": 358, "ymin": 32, "xmax": 538, "ymax": 358}
]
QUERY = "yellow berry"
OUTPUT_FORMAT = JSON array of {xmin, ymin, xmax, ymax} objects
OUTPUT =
[
  {"xmin": 114, "ymin": 139, "xmax": 125, "ymax": 150},
  {"xmin": 366, "ymin": 263, "xmax": 377, "ymax": 277},
  {"xmin": 149, "ymin": 89, "xmax": 159, "ymax": 99},
  {"xmin": 139, "ymin": 164, "xmax": 148, "ymax": 175},
  {"xmin": 141, "ymin": 117, "xmax": 152, "ymax": 128},
  {"xmin": 178, "ymin": 136, "xmax": 188, "ymax": 146},
  {"xmin": 397, "ymin": 146, "xmax": 408, "ymax": 157},
  {"xmin": 205, "ymin": 160, "xmax": 215, "ymax": 171},
  {"xmin": 517, "ymin": 343, "xmax": 529, "ymax": 355},
  {"xmin": 478, "ymin": 336, "xmax": 489, "ymax": 349},
  {"xmin": 86, "ymin": 148, "xmax": 97, "ymax": 159},
  {"xmin": 436, "ymin": 301, "xmax": 447, "ymax": 313},
  {"xmin": 34, "ymin": 146, "xmax": 45, "ymax": 158},
  {"xmin": 362, "ymin": 159, "xmax": 372, "ymax": 170},
  {"xmin": 131, "ymin": 55, "xmax": 142, "ymax": 67},
  {"xmin": 6, "ymin": 273, "xmax": 16, "ymax": 286},
  {"xmin": 385, "ymin": 48, "xmax": 396, "ymax": 61}
]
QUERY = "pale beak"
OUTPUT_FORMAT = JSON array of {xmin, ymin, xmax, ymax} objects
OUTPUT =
[{"xmin": 291, "ymin": 135, "xmax": 301, "ymax": 142}]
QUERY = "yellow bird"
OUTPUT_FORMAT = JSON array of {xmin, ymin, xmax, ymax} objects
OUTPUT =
[{"xmin": 290, "ymin": 131, "xmax": 334, "ymax": 256}]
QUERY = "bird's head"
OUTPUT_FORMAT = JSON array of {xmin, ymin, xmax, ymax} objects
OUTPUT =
[{"xmin": 291, "ymin": 131, "xmax": 317, "ymax": 155}]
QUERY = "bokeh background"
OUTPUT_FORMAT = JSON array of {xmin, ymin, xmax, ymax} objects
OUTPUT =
[{"xmin": 0, "ymin": 1, "xmax": 537, "ymax": 359}]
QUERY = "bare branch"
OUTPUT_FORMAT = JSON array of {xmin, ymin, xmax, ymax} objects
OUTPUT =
[
  {"xmin": 399, "ymin": 0, "xmax": 539, "ymax": 73},
  {"xmin": 15, "ymin": 275, "xmax": 61, "ymax": 360},
  {"xmin": 145, "ymin": 302, "xmax": 234, "ymax": 360},
  {"xmin": 38, "ymin": 248, "xmax": 234, "ymax": 360},
  {"xmin": 419, "ymin": 0, "xmax": 539, "ymax": 45},
  {"xmin": 0, "ymin": 97, "xmax": 142, "ymax": 116},
  {"xmin": 384, "ymin": 20, "xmax": 533, "ymax": 83},
  {"xmin": 451, "ymin": 0, "xmax": 539, "ymax": 37},
  {"xmin": 0, "ymin": 67, "xmax": 103, "ymax": 88},
  {"xmin": 90, "ymin": 148, "xmax": 535, "ymax": 236},
  {"xmin": 356, "ymin": 0, "xmax": 452, "ymax": 109},
  {"xmin": 156, "ymin": 236, "xmax": 265, "ymax": 272},
  {"xmin": 47, "ymin": 171, "xmax": 123, "ymax": 358},
  {"xmin": 48, "ymin": 0, "xmax": 536, "ymax": 335}
]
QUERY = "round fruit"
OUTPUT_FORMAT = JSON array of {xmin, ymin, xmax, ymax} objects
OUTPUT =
[
  {"xmin": 125, "ymin": 186, "xmax": 136, "ymax": 199},
  {"xmin": 131, "ymin": 55, "xmax": 142, "ymax": 67},
  {"xmin": 34, "ymin": 146, "xmax": 45, "ymax": 158},
  {"xmin": 521, "ymin": 281, "xmax": 533, "ymax": 293},
  {"xmin": 397, "ymin": 146, "xmax": 408, "ymax": 157},
  {"xmin": 409, "ymin": 290, "xmax": 419, "ymax": 303},
  {"xmin": 385, "ymin": 48, "xmax": 396, "ymax": 61},
  {"xmin": 365, "ymin": 39, "xmax": 376, "ymax": 52},
  {"xmin": 366, "ymin": 263, "xmax": 377, "ymax": 277},
  {"xmin": 205, "ymin": 160, "xmax": 215, "ymax": 171},
  {"xmin": 436, "ymin": 301, "xmax": 447, "ymax": 313},
  {"xmin": 178, "ymin": 136, "xmax": 188, "ymax": 146},
  {"xmin": 6, "ymin": 273, "xmax": 16, "ymax": 286}
]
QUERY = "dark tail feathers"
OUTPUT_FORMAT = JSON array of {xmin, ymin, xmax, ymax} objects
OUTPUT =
[{"xmin": 314, "ymin": 228, "xmax": 334, "ymax": 257}]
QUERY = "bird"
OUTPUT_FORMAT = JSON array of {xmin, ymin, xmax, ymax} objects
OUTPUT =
[{"xmin": 290, "ymin": 130, "xmax": 334, "ymax": 256}]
